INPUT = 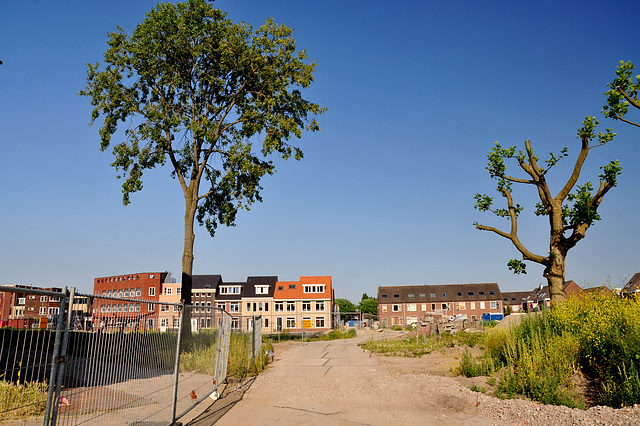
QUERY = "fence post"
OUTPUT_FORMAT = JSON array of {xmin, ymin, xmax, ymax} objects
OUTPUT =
[
  {"xmin": 171, "ymin": 301, "xmax": 186, "ymax": 424},
  {"xmin": 50, "ymin": 287, "xmax": 75, "ymax": 426},
  {"xmin": 44, "ymin": 285, "xmax": 68, "ymax": 426}
]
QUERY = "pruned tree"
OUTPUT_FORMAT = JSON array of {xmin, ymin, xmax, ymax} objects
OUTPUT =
[
  {"xmin": 80, "ymin": 0, "xmax": 324, "ymax": 307},
  {"xmin": 603, "ymin": 60, "xmax": 640, "ymax": 128},
  {"xmin": 474, "ymin": 117, "xmax": 621, "ymax": 304}
]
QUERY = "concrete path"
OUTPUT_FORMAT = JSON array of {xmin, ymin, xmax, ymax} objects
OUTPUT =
[{"xmin": 187, "ymin": 332, "xmax": 496, "ymax": 425}]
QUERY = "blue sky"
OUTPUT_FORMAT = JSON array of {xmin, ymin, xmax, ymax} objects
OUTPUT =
[{"xmin": 1, "ymin": 0, "xmax": 639, "ymax": 303}]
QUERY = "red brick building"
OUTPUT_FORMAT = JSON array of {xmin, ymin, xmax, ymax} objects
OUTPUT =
[
  {"xmin": 377, "ymin": 283, "xmax": 503, "ymax": 327},
  {"xmin": 93, "ymin": 272, "xmax": 169, "ymax": 330}
]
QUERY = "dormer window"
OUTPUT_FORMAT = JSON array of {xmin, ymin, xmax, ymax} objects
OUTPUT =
[{"xmin": 255, "ymin": 285, "xmax": 269, "ymax": 295}]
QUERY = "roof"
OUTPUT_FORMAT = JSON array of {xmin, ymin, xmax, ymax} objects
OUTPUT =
[
  {"xmin": 501, "ymin": 291, "xmax": 530, "ymax": 304},
  {"xmin": 192, "ymin": 275, "xmax": 222, "ymax": 290},
  {"xmin": 526, "ymin": 280, "xmax": 583, "ymax": 301},
  {"xmin": 242, "ymin": 276, "xmax": 278, "ymax": 298},
  {"xmin": 377, "ymin": 283, "xmax": 502, "ymax": 304},
  {"xmin": 622, "ymin": 273, "xmax": 640, "ymax": 293}
]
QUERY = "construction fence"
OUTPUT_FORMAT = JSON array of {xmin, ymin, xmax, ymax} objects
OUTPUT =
[{"xmin": 0, "ymin": 285, "xmax": 264, "ymax": 425}]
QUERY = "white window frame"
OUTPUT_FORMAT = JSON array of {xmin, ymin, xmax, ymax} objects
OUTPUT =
[{"xmin": 149, "ymin": 287, "xmax": 156, "ymax": 297}]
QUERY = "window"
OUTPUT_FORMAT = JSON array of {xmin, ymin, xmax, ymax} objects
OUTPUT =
[
  {"xmin": 39, "ymin": 307, "xmax": 46, "ymax": 315},
  {"xmin": 382, "ymin": 304, "xmax": 387, "ymax": 312},
  {"xmin": 479, "ymin": 291, "xmax": 485, "ymax": 296},
  {"xmin": 264, "ymin": 318, "xmax": 269, "ymax": 328},
  {"xmin": 160, "ymin": 318, "xmax": 168, "ymax": 328},
  {"xmin": 288, "ymin": 284, "xmax": 296, "ymax": 289},
  {"xmin": 118, "ymin": 290, "xmax": 123, "ymax": 297},
  {"xmin": 136, "ymin": 303, "xmax": 141, "ymax": 312},
  {"xmin": 148, "ymin": 303, "xmax": 155, "ymax": 312},
  {"xmin": 278, "ymin": 285, "xmax": 284, "ymax": 290},
  {"xmin": 315, "ymin": 301, "xmax": 325, "ymax": 312},
  {"xmin": 442, "ymin": 293, "xmax": 448, "ymax": 297},
  {"xmin": 246, "ymin": 302, "xmax": 251, "ymax": 312},
  {"xmin": 392, "ymin": 304, "xmax": 401, "ymax": 312},
  {"xmin": 286, "ymin": 317, "xmax": 296, "ymax": 328},
  {"xmin": 316, "ymin": 317, "xmax": 325, "ymax": 328},
  {"xmin": 117, "ymin": 304, "xmax": 122, "ymax": 312},
  {"xmin": 393, "ymin": 293, "xmax": 400, "ymax": 298},
  {"xmin": 160, "ymin": 304, "xmax": 169, "ymax": 312},
  {"xmin": 419, "ymin": 293, "xmax": 426, "ymax": 298},
  {"xmin": 230, "ymin": 302, "xmax": 239, "ymax": 313},
  {"xmin": 265, "ymin": 302, "xmax": 269, "ymax": 312},
  {"xmin": 457, "ymin": 302, "xmax": 466, "ymax": 310},
  {"xmin": 489, "ymin": 291, "xmax": 496, "ymax": 295},
  {"xmin": 408, "ymin": 293, "xmax": 414, "ymax": 298},
  {"xmin": 258, "ymin": 302, "xmax": 263, "ymax": 311},
  {"xmin": 149, "ymin": 287, "xmax": 156, "ymax": 297},
  {"xmin": 303, "ymin": 285, "xmax": 325, "ymax": 293},
  {"xmin": 381, "ymin": 294, "xmax": 388, "ymax": 299},
  {"xmin": 467, "ymin": 291, "xmax": 474, "ymax": 296},
  {"xmin": 255, "ymin": 286, "xmax": 269, "ymax": 294},
  {"xmin": 40, "ymin": 296, "xmax": 47, "ymax": 302},
  {"xmin": 136, "ymin": 288, "xmax": 141, "ymax": 296},
  {"xmin": 217, "ymin": 302, "xmax": 225, "ymax": 310},
  {"xmin": 18, "ymin": 297, "xmax": 25, "ymax": 305},
  {"xmin": 302, "ymin": 301, "xmax": 311, "ymax": 311},
  {"xmin": 231, "ymin": 317, "xmax": 239, "ymax": 329},
  {"xmin": 470, "ymin": 302, "xmax": 476, "ymax": 309},
  {"xmin": 441, "ymin": 303, "xmax": 449, "ymax": 310},
  {"xmin": 219, "ymin": 286, "xmax": 240, "ymax": 294},
  {"xmin": 421, "ymin": 303, "xmax": 427, "ymax": 311},
  {"xmin": 149, "ymin": 274, "xmax": 155, "ymax": 279},
  {"xmin": 490, "ymin": 301, "xmax": 499, "ymax": 309},
  {"xmin": 457, "ymin": 292, "xmax": 462, "ymax": 297},
  {"xmin": 124, "ymin": 289, "xmax": 129, "ymax": 297},
  {"xmin": 173, "ymin": 318, "xmax": 180, "ymax": 328},
  {"xmin": 407, "ymin": 304, "xmax": 416, "ymax": 312},
  {"xmin": 480, "ymin": 302, "xmax": 485, "ymax": 309},
  {"xmin": 431, "ymin": 303, "xmax": 436, "ymax": 310},
  {"xmin": 48, "ymin": 307, "xmax": 59, "ymax": 315},
  {"xmin": 164, "ymin": 287, "xmax": 172, "ymax": 295},
  {"xmin": 108, "ymin": 290, "xmax": 112, "ymax": 297},
  {"xmin": 177, "ymin": 287, "xmax": 181, "ymax": 295},
  {"xmin": 286, "ymin": 301, "xmax": 295, "ymax": 312},
  {"xmin": 275, "ymin": 302, "xmax": 283, "ymax": 312}
]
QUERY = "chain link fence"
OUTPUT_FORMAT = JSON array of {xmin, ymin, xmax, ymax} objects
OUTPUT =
[{"xmin": 0, "ymin": 285, "xmax": 263, "ymax": 425}]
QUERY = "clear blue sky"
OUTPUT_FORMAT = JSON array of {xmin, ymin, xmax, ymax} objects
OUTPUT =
[{"xmin": 1, "ymin": 0, "xmax": 639, "ymax": 302}]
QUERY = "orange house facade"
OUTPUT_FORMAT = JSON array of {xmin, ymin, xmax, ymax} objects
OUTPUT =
[{"xmin": 271, "ymin": 276, "xmax": 334, "ymax": 333}]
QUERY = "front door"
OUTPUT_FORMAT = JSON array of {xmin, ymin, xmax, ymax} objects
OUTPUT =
[{"xmin": 276, "ymin": 317, "xmax": 282, "ymax": 332}]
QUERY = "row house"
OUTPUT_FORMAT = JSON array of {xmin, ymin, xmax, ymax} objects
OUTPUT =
[
  {"xmin": 0, "ymin": 285, "xmax": 65, "ymax": 328},
  {"xmin": 93, "ymin": 272, "xmax": 169, "ymax": 330},
  {"xmin": 377, "ymin": 283, "xmax": 503, "ymax": 327},
  {"xmin": 191, "ymin": 275, "xmax": 221, "ymax": 330},
  {"xmin": 501, "ymin": 291, "xmax": 531, "ymax": 313},
  {"xmin": 524, "ymin": 280, "xmax": 584, "ymax": 310},
  {"xmin": 271, "ymin": 276, "xmax": 334, "ymax": 333}
]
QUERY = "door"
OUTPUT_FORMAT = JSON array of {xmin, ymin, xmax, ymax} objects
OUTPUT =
[{"xmin": 276, "ymin": 317, "xmax": 282, "ymax": 332}]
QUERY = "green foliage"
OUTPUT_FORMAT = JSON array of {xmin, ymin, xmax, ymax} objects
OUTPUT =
[
  {"xmin": 335, "ymin": 298, "xmax": 357, "ymax": 313},
  {"xmin": 507, "ymin": 258, "xmax": 527, "ymax": 274},
  {"xmin": 81, "ymin": 0, "xmax": 324, "ymax": 228},
  {"xmin": 362, "ymin": 330, "xmax": 483, "ymax": 358},
  {"xmin": 358, "ymin": 297, "xmax": 378, "ymax": 315},
  {"xmin": 603, "ymin": 60, "xmax": 640, "ymax": 128},
  {"xmin": 459, "ymin": 349, "xmax": 496, "ymax": 378}
]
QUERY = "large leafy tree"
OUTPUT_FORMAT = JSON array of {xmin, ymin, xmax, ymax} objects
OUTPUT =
[
  {"xmin": 81, "ymin": 0, "xmax": 324, "ymax": 305},
  {"xmin": 474, "ymin": 117, "xmax": 621, "ymax": 304},
  {"xmin": 603, "ymin": 60, "xmax": 640, "ymax": 128}
]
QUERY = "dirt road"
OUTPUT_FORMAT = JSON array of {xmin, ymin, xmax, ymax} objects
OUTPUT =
[{"xmin": 188, "ymin": 331, "xmax": 495, "ymax": 425}]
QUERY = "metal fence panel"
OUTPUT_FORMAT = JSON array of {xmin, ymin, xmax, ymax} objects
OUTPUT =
[{"xmin": 0, "ymin": 287, "xmax": 263, "ymax": 425}]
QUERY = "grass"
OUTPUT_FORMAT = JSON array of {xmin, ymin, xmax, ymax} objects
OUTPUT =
[
  {"xmin": 362, "ymin": 330, "xmax": 482, "ymax": 357},
  {"xmin": 0, "ymin": 380, "xmax": 47, "ymax": 420},
  {"xmin": 363, "ymin": 292, "xmax": 640, "ymax": 410}
]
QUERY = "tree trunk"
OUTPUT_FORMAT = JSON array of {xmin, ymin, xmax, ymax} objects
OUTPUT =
[
  {"xmin": 544, "ymin": 248, "xmax": 567, "ymax": 305},
  {"xmin": 181, "ymin": 192, "xmax": 198, "ymax": 335}
]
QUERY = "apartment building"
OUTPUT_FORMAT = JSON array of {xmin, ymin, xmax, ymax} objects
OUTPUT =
[
  {"xmin": 93, "ymin": 272, "xmax": 169, "ymax": 330},
  {"xmin": 377, "ymin": 283, "xmax": 503, "ymax": 327},
  {"xmin": 214, "ymin": 281, "xmax": 245, "ymax": 330}
]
